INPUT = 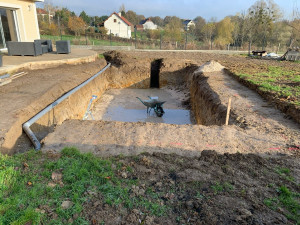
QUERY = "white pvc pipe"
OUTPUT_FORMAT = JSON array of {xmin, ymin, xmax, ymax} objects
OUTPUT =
[{"xmin": 23, "ymin": 63, "xmax": 111, "ymax": 150}]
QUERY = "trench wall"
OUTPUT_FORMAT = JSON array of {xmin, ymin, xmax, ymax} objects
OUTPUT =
[
  {"xmin": 161, "ymin": 63, "xmax": 231, "ymax": 126},
  {"xmin": 32, "ymin": 65, "xmax": 152, "ymax": 141},
  {"xmin": 1, "ymin": 53, "xmax": 233, "ymax": 154},
  {"xmin": 33, "ymin": 60, "xmax": 231, "ymax": 138},
  {"xmin": 188, "ymin": 71, "xmax": 229, "ymax": 126}
]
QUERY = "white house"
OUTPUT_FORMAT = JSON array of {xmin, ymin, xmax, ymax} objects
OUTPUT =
[
  {"xmin": 104, "ymin": 12, "xmax": 132, "ymax": 39},
  {"xmin": 183, "ymin": 20, "xmax": 195, "ymax": 31},
  {"xmin": 140, "ymin": 18, "xmax": 157, "ymax": 30},
  {"xmin": 0, "ymin": 0, "xmax": 43, "ymax": 49}
]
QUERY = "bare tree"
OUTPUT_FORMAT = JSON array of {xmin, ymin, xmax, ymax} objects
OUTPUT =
[
  {"xmin": 288, "ymin": 1, "xmax": 300, "ymax": 47},
  {"xmin": 43, "ymin": 0, "xmax": 57, "ymax": 23},
  {"xmin": 119, "ymin": 4, "xmax": 126, "ymax": 16},
  {"xmin": 247, "ymin": 0, "xmax": 283, "ymax": 50}
]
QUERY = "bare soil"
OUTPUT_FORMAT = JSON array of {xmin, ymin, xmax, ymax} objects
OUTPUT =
[
  {"xmin": 43, "ymin": 51, "xmax": 300, "ymax": 157},
  {"xmin": 1, "ymin": 50, "xmax": 300, "ymax": 224},
  {"xmin": 108, "ymin": 51, "xmax": 300, "ymax": 123},
  {"xmin": 0, "ymin": 59, "xmax": 106, "ymax": 153},
  {"xmin": 82, "ymin": 151, "xmax": 300, "ymax": 225}
]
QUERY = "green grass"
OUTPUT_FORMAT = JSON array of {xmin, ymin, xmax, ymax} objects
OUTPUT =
[
  {"xmin": 0, "ymin": 148, "xmax": 167, "ymax": 224},
  {"xmin": 237, "ymin": 65, "xmax": 299, "ymax": 101},
  {"xmin": 211, "ymin": 182, "xmax": 234, "ymax": 194},
  {"xmin": 265, "ymin": 186, "xmax": 300, "ymax": 223},
  {"xmin": 275, "ymin": 167, "xmax": 295, "ymax": 182},
  {"xmin": 41, "ymin": 35, "xmax": 131, "ymax": 46},
  {"xmin": 291, "ymin": 75, "xmax": 300, "ymax": 82}
]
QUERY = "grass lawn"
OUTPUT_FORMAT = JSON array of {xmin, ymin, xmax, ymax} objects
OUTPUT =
[
  {"xmin": 236, "ymin": 64, "xmax": 300, "ymax": 106},
  {"xmin": 41, "ymin": 35, "xmax": 131, "ymax": 47}
]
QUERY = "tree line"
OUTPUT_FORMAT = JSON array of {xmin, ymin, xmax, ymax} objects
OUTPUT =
[{"xmin": 38, "ymin": 0, "xmax": 299, "ymax": 51}]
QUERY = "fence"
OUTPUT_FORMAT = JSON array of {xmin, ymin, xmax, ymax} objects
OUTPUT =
[{"xmin": 41, "ymin": 31, "xmax": 272, "ymax": 52}]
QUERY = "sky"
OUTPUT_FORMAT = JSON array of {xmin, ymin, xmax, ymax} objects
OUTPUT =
[{"xmin": 37, "ymin": 0, "xmax": 298, "ymax": 21}]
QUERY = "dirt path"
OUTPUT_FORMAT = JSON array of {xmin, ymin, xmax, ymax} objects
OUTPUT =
[{"xmin": 200, "ymin": 69, "xmax": 300, "ymax": 144}]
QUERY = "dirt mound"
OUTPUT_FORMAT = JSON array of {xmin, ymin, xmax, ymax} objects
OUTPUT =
[
  {"xmin": 195, "ymin": 60, "xmax": 224, "ymax": 73},
  {"xmin": 103, "ymin": 51, "xmax": 132, "ymax": 67}
]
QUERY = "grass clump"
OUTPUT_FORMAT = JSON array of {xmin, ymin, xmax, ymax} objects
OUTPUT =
[
  {"xmin": 275, "ymin": 167, "xmax": 295, "ymax": 182},
  {"xmin": 264, "ymin": 185, "xmax": 300, "ymax": 223},
  {"xmin": 211, "ymin": 181, "xmax": 234, "ymax": 194}
]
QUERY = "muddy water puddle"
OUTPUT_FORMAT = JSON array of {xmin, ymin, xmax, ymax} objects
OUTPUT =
[{"xmin": 91, "ymin": 88, "xmax": 194, "ymax": 125}]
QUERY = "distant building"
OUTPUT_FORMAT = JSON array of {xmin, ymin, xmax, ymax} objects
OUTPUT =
[
  {"xmin": 37, "ymin": 8, "xmax": 54, "ymax": 22},
  {"xmin": 140, "ymin": 18, "xmax": 157, "ymax": 30},
  {"xmin": 183, "ymin": 20, "xmax": 195, "ymax": 31},
  {"xmin": 134, "ymin": 24, "xmax": 143, "ymax": 31},
  {"xmin": 0, "ymin": 0, "xmax": 43, "ymax": 49},
  {"xmin": 104, "ymin": 12, "xmax": 132, "ymax": 39}
]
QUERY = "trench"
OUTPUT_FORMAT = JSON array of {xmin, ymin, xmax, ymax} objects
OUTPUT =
[
  {"xmin": 20, "ymin": 56, "xmax": 233, "ymax": 152},
  {"xmin": 150, "ymin": 59, "xmax": 162, "ymax": 88}
]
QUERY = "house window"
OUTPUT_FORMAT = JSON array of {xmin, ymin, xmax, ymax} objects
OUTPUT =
[
  {"xmin": 114, "ymin": 19, "xmax": 116, "ymax": 23},
  {"xmin": 0, "ymin": 8, "xmax": 19, "ymax": 48}
]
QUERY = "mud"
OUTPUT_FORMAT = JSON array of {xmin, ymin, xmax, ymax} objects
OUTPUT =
[{"xmin": 91, "ymin": 88, "xmax": 194, "ymax": 125}]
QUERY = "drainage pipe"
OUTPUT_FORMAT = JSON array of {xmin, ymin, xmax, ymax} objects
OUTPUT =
[{"xmin": 23, "ymin": 63, "xmax": 111, "ymax": 150}]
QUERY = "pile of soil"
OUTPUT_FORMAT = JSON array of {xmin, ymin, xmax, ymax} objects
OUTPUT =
[
  {"xmin": 83, "ymin": 151, "xmax": 299, "ymax": 224},
  {"xmin": 196, "ymin": 60, "xmax": 224, "ymax": 73},
  {"xmin": 103, "ymin": 51, "xmax": 133, "ymax": 67}
]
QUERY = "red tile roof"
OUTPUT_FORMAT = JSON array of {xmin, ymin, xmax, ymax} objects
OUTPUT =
[
  {"xmin": 105, "ymin": 12, "xmax": 133, "ymax": 26},
  {"xmin": 135, "ymin": 24, "xmax": 143, "ymax": 28},
  {"xmin": 37, "ymin": 8, "xmax": 48, "ymax": 14}
]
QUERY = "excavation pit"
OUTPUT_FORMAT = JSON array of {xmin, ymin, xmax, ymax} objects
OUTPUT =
[
  {"xmin": 91, "ymin": 88, "xmax": 194, "ymax": 125},
  {"xmin": 2, "ymin": 50, "xmax": 298, "ymax": 157},
  {"xmin": 41, "ymin": 52, "xmax": 299, "ymax": 157}
]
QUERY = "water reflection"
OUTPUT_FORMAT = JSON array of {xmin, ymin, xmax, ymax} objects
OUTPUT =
[{"xmin": 102, "ymin": 106, "xmax": 192, "ymax": 125}]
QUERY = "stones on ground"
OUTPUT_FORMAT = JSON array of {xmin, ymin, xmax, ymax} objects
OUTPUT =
[
  {"xmin": 47, "ymin": 182, "xmax": 56, "ymax": 188},
  {"xmin": 131, "ymin": 185, "xmax": 145, "ymax": 197},
  {"xmin": 121, "ymin": 171, "xmax": 128, "ymax": 178},
  {"xmin": 50, "ymin": 171, "xmax": 64, "ymax": 187},
  {"xmin": 61, "ymin": 200, "xmax": 73, "ymax": 209},
  {"xmin": 141, "ymin": 156, "xmax": 151, "ymax": 166},
  {"xmin": 51, "ymin": 171, "xmax": 62, "ymax": 182}
]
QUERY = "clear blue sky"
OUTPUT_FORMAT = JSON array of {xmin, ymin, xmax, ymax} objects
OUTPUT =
[{"xmin": 37, "ymin": 0, "xmax": 298, "ymax": 21}]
